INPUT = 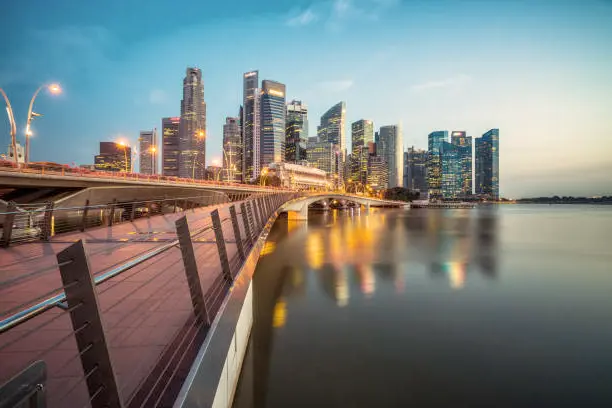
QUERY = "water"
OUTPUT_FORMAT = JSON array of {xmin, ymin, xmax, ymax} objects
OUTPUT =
[{"xmin": 233, "ymin": 205, "xmax": 612, "ymax": 407}]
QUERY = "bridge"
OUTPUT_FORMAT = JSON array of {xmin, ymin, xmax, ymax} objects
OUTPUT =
[{"xmin": 0, "ymin": 178, "xmax": 406, "ymax": 407}]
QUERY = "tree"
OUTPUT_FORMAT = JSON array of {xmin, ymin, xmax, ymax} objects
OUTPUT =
[
  {"xmin": 252, "ymin": 174, "xmax": 282, "ymax": 187},
  {"xmin": 383, "ymin": 187, "xmax": 420, "ymax": 202}
]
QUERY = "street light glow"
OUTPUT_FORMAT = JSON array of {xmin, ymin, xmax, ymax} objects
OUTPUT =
[
  {"xmin": 48, "ymin": 84, "xmax": 62, "ymax": 94},
  {"xmin": 212, "ymin": 158, "xmax": 221, "ymax": 166},
  {"xmin": 150, "ymin": 146, "xmax": 157, "ymax": 153}
]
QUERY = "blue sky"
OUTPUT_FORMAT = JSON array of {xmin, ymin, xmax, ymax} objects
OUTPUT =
[{"xmin": 1, "ymin": 0, "xmax": 611, "ymax": 197}]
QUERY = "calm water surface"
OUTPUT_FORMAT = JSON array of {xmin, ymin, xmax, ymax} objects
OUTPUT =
[{"xmin": 234, "ymin": 205, "xmax": 612, "ymax": 407}]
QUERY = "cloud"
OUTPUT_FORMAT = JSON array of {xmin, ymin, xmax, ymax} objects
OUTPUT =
[
  {"xmin": 325, "ymin": 0, "xmax": 399, "ymax": 31},
  {"xmin": 317, "ymin": 79, "xmax": 354, "ymax": 92},
  {"xmin": 148, "ymin": 89, "xmax": 167, "ymax": 104},
  {"xmin": 286, "ymin": 8, "xmax": 318, "ymax": 26},
  {"xmin": 411, "ymin": 74, "xmax": 472, "ymax": 91}
]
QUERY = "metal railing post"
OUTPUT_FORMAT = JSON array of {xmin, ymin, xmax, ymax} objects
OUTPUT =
[
  {"xmin": 56, "ymin": 240, "xmax": 123, "ymax": 408},
  {"xmin": 108, "ymin": 199, "xmax": 117, "ymax": 227},
  {"xmin": 240, "ymin": 202, "xmax": 253, "ymax": 248},
  {"xmin": 257, "ymin": 197, "xmax": 266, "ymax": 226},
  {"xmin": 1, "ymin": 201, "xmax": 17, "ymax": 247},
  {"xmin": 173, "ymin": 199, "xmax": 178, "ymax": 213},
  {"xmin": 211, "ymin": 209, "xmax": 232, "ymax": 282},
  {"xmin": 129, "ymin": 202, "xmax": 136, "ymax": 222},
  {"xmin": 41, "ymin": 202, "xmax": 54, "ymax": 241},
  {"xmin": 251, "ymin": 199, "xmax": 261, "ymax": 229},
  {"xmin": 175, "ymin": 216, "xmax": 210, "ymax": 325},
  {"xmin": 229, "ymin": 205, "xmax": 245, "ymax": 262},
  {"xmin": 245, "ymin": 201, "xmax": 257, "ymax": 242},
  {"xmin": 80, "ymin": 199, "xmax": 90, "ymax": 232}
]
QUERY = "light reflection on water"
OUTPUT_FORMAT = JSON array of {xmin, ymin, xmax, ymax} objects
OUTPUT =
[{"xmin": 234, "ymin": 206, "xmax": 612, "ymax": 408}]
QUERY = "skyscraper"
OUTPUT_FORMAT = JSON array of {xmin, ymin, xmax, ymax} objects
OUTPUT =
[
  {"xmin": 367, "ymin": 142, "xmax": 388, "ymax": 191},
  {"xmin": 162, "ymin": 117, "xmax": 180, "ymax": 176},
  {"xmin": 94, "ymin": 142, "xmax": 131, "ymax": 173},
  {"xmin": 260, "ymin": 80, "xmax": 286, "ymax": 169},
  {"xmin": 179, "ymin": 67, "xmax": 206, "ymax": 179},
  {"xmin": 306, "ymin": 139, "xmax": 335, "ymax": 176},
  {"xmin": 285, "ymin": 100, "xmax": 308, "ymax": 162},
  {"xmin": 378, "ymin": 124, "xmax": 404, "ymax": 188},
  {"xmin": 222, "ymin": 117, "xmax": 242, "ymax": 182},
  {"xmin": 242, "ymin": 70, "xmax": 259, "ymax": 182},
  {"xmin": 451, "ymin": 131, "xmax": 473, "ymax": 196},
  {"xmin": 318, "ymin": 101, "xmax": 346, "ymax": 182},
  {"xmin": 138, "ymin": 129, "xmax": 158, "ymax": 175},
  {"xmin": 475, "ymin": 128, "xmax": 500, "ymax": 200},
  {"xmin": 351, "ymin": 119, "xmax": 374, "ymax": 185},
  {"xmin": 427, "ymin": 130, "xmax": 448, "ymax": 200},
  {"xmin": 404, "ymin": 146, "xmax": 428, "ymax": 193},
  {"xmin": 441, "ymin": 141, "xmax": 461, "ymax": 199}
]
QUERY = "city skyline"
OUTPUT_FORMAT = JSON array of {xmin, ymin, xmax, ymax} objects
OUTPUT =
[{"xmin": 2, "ymin": 0, "xmax": 612, "ymax": 197}]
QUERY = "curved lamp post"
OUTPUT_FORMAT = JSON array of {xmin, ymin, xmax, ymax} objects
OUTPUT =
[
  {"xmin": 192, "ymin": 129, "xmax": 206, "ymax": 179},
  {"xmin": 0, "ymin": 88, "xmax": 18, "ymax": 167},
  {"xmin": 25, "ymin": 83, "xmax": 61, "ymax": 163},
  {"xmin": 117, "ymin": 141, "xmax": 129, "ymax": 172}
]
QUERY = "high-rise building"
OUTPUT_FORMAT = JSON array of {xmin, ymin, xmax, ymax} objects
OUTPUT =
[
  {"xmin": 378, "ymin": 124, "xmax": 403, "ymax": 188},
  {"xmin": 475, "ymin": 128, "xmax": 500, "ymax": 200},
  {"xmin": 441, "ymin": 141, "xmax": 461, "ymax": 199},
  {"xmin": 451, "ymin": 131, "xmax": 473, "ymax": 196},
  {"xmin": 260, "ymin": 80, "xmax": 286, "ymax": 169},
  {"xmin": 138, "ymin": 129, "xmax": 158, "ymax": 175},
  {"xmin": 162, "ymin": 117, "xmax": 180, "ymax": 176},
  {"xmin": 351, "ymin": 119, "xmax": 374, "ymax": 185},
  {"xmin": 94, "ymin": 142, "xmax": 131, "ymax": 173},
  {"xmin": 367, "ymin": 142, "xmax": 388, "ymax": 191},
  {"xmin": 242, "ymin": 71, "xmax": 259, "ymax": 182},
  {"xmin": 427, "ymin": 130, "xmax": 448, "ymax": 200},
  {"xmin": 222, "ymin": 117, "xmax": 242, "ymax": 182},
  {"xmin": 318, "ymin": 102, "xmax": 346, "ymax": 182},
  {"xmin": 179, "ymin": 67, "xmax": 206, "ymax": 179},
  {"xmin": 285, "ymin": 100, "xmax": 308, "ymax": 163},
  {"xmin": 307, "ymin": 138, "xmax": 334, "ymax": 176},
  {"xmin": 404, "ymin": 146, "xmax": 428, "ymax": 193}
]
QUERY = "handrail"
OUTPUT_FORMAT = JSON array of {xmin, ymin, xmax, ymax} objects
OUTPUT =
[{"xmin": 0, "ymin": 217, "xmax": 220, "ymax": 334}]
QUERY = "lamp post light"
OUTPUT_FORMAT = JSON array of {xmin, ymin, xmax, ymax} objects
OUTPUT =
[
  {"xmin": 25, "ymin": 83, "xmax": 61, "ymax": 164},
  {"xmin": 192, "ymin": 129, "xmax": 206, "ymax": 180},
  {"xmin": 0, "ymin": 88, "xmax": 18, "ymax": 167},
  {"xmin": 150, "ymin": 146, "xmax": 157, "ymax": 175},
  {"xmin": 260, "ymin": 168, "xmax": 269, "ymax": 186},
  {"xmin": 117, "ymin": 141, "xmax": 129, "ymax": 172}
]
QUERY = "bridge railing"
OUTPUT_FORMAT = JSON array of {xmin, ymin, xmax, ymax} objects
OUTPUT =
[
  {"xmin": 0, "ymin": 161, "xmax": 291, "ymax": 191},
  {"xmin": 0, "ymin": 192, "xmax": 297, "ymax": 407},
  {"xmin": 0, "ymin": 191, "xmax": 254, "ymax": 247}
]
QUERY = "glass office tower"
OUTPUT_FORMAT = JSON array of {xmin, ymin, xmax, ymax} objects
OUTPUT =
[
  {"xmin": 351, "ymin": 119, "xmax": 374, "ymax": 185},
  {"xmin": 475, "ymin": 128, "xmax": 500, "ymax": 200},
  {"xmin": 260, "ymin": 80, "xmax": 286, "ymax": 169},
  {"xmin": 451, "ymin": 131, "xmax": 473, "ymax": 196},
  {"xmin": 285, "ymin": 100, "xmax": 308, "ymax": 162},
  {"xmin": 427, "ymin": 130, "xmax": 448, "ymax": 200}
]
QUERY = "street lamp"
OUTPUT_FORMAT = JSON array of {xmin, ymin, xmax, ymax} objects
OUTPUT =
[
  {"xmin": 260, "ymin": 168, "xmax": 269, "ymax": 186},
  {"xmin": 117, "ymin": 141, "xmax": 129, "ymax": 172},
  {"xmin": 0, "ymin": 88, "xmax": 18, "ymax": 167},
  {"xmin": 25, "ymin": 83, "xmax": 61, "ymax": 163},
  {"xmin": 192, "ymin": 129, "xmax": 206, "ymax": 179},
  {"xmin": 150, "ymin": 146, "xmax": 157, "ymax": 175}
]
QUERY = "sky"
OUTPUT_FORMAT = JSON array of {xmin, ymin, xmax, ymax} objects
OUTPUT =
[{"xmin": 1, "ymin": 0, "xmax": 611, "ymax": 198}]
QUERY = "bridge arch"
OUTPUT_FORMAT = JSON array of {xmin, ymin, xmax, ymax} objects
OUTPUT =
[{"xmin": 280, "ymin": 193, "xmax": 407, "ymax": 220}]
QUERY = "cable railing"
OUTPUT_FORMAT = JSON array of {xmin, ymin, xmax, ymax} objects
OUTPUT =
[
  {"xmin": 0, "ymin": 160, "xmax": 291, "ymax": 191},
  {"xmin": 0, "ymin": 192, "xmax": 296, "ymax": 408},
  {"xmin": 0, "ymin": 191, "xmax": 257, "ymax": 247}
]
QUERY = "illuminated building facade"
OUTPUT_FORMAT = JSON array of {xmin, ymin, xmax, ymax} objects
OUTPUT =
[
  {"xmin": 441, "ymin": 141, "xmax": 461, "ymax": 199},
  {"xmin": 318, "ymin": 101, "xmax": 346, "ymax": 182},
  {"xmin": 404, "ymin": 146, "xmax": 428, "ymax": 193},
  {"xmin": 138, "ymin": 129, "xmax": 157, "ymax": 175},
  {"xmin": 475, "ymin": 128, "xmax": 500, "ymax": 200},
  {"xmin": 178, "ymin": 67, "xmax": 206, "ymax": 179},
  {"xmin": 378, "ymin": 124, "xmax": 403, "ymax": 188},
  {"xmin": 268, "ymin": 162, "xmax": 327, "ymax": 189},
  {"xmin": 427, "ymin": 130, "xmax": 448, "ymax": 200},
  {"xmin": 285, "ymin": 100, "xmax": 308, "ymax": 162},
  {"xmin": 94, "ymin": 142, "xmax": 131, "ymax": 173},
  {"xmin": 260, "ymin": 80, "xmax": 286, "ymax": 169},
  {"xmin": 306, "ymin": 139, "xmax": 334, "ymax": 176},
  {"xmin": 451, "ymin": 131, "xmax": 473, "ymax": 196},
  {"xmin": 367, "ymin": 155, "xmax": 389, "ymax": 191},
  {"xmin": 162, "ymin": 117, "xmax": 180, "ymax": 176},
  {"xmin": 351, "ymin": 119, "xmax": 374, "ymax": 185},
  {"xmin": 222, "ymin": 117, "xmax": 242, "ymax": 182},
  {"xmin": 242, "ymin": 70, "xmax": 259, "ymax": 181}
]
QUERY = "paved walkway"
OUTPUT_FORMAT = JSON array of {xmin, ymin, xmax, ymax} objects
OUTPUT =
[{"xmin": 0, "ymin": 200, "xmax": 253, "ymax": 406}]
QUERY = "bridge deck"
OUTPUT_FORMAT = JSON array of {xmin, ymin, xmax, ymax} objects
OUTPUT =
[{"xmin": 0, "ymin": 200, "xmax": 249, "ymax": 406}]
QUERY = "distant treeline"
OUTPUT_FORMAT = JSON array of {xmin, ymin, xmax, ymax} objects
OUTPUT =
[{"xmin": 517, "ymin": 196, "xmax": 612, "ymax": 204}]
